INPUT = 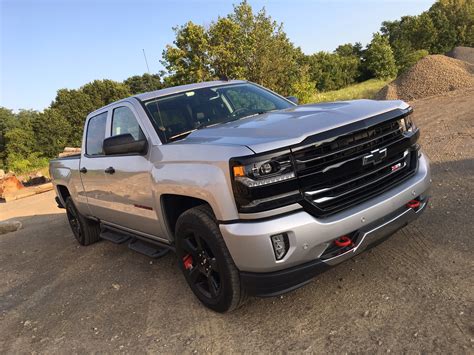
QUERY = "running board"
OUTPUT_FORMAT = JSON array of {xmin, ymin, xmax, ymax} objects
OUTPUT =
[
  {"xmin": 100, "ymin": 229, "xmax": 130, "ymax": 244},
  {"xmin": 128, "ymin": 238, "xmax": 169, "ymax": 258},
  {"xmin": 99, "ymin": 224, "xmax": 174, "ymax": 258}
]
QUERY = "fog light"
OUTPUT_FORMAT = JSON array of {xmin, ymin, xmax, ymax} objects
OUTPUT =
[{"xmin": 271, "ymin": 233, "xmax": 289, "ymax": 260}]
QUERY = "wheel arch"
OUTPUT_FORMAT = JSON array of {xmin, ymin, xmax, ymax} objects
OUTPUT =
[
  {"xmin": 56, "ymin": 184, "xmax": 71, "ymax": 205},
  {"xmin": 161, "ymin": 194, "xmax": 214, "ymax": 238}
]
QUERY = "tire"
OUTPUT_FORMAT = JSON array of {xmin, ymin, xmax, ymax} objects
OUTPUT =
[
  {"xmin": 65, "ymin": 197, "xmax": 101, "ymax": 246},
  {"xmin": 175, "ymin": 205, "xmax": 246, "ymax": 312}
]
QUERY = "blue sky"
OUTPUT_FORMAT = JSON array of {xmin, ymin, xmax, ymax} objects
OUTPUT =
[{"xmin": 1, "ymin": 0, "xmax": 434, "ymax": 111}]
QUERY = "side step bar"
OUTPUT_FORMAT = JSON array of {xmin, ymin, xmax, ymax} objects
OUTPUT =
[
  {"xmin": 128, "ymin": 238, "xmax": 169, "ymax": 258},
  {"xmin": 100, "ymin": 229, "xmax": 130, "ymax": 244},
  {"xmin": 99, "ymin": 224, "xmax": 172, "ymax": 259}
]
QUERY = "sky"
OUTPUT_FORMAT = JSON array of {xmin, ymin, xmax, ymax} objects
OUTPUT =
[{"xmin": 1, "ymin": 0, "xmax": 434, "ymax": 111}]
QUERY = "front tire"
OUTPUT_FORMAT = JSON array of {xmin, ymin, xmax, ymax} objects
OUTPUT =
[
  {"xmin": 65, "ymin": 197, "xmax": 100, "ymax": 246},
  {"xmin": 175, "ymin": 205, "xmax": 246, "ymax": 312}
]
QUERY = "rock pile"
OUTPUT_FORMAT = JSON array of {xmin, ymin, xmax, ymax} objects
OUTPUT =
[
  {"xmin": 446, "ymin": 46, "xmax": 474, "ymax": 65},
  {"xmin": 376, "ymin": 54, "xmax": 474, "ymax": 101}
]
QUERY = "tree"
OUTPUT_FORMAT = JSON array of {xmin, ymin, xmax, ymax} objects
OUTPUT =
[
  {"xmin": 290, "ymin": 66, "xmax": 315, "ymax": 104},
  {"xmin": 161, "ymin": 21, "xmax": 213, "ymax": 86},
  {"xmin": 81, "ymin": 79, "xmax": 131, "ymax": 109},
  {"xmin": 32, "ymin": 108, "xmax": 72, "ymax": 158},
  {"xmin": 429, "ymin": 5, "xmax": 458, "ymax": 53},
  {"xmin": 51, "ymin": 80, "xmax": 130, "ymax": 146},
  {"xmin": 3, "ymin": 110, "xmax": 39, "ymax": 173},
  {"xmin": 161, "ymin": 1, "xmax": 313, "ymax": 98},
  {"xmin": 0, "ymin": 107, "xmax": 16, "ymax": 169},
  {"xmin": 365, "ymin": 33, "xmax": 397, "ymax": 79},
  {"xmin": 50, "ymin": 89, "xmax": 95, "ymax": 146},
  {"xmin": 124, "ymin": 73, "xmax": 162, "ymax": 95},
  {"xmin": 307, "ymin": 52, "xmax": 360, "ymax": 91}
]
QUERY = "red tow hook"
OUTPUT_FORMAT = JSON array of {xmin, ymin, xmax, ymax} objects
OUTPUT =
[
  {"xmin": 406, "ymin": 199, "xmax": 421, "ymax": 209},
  {"xmin": 334, "ymin": 235, "xmax": 353, "ymax": 248},
  {"xmin": 183, "ymin": 254, "xmax": 193, "ymax": 270}
]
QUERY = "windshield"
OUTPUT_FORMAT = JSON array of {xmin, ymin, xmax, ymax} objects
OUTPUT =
[{"xmin": 143, "ymin": 83, "xmax": 294, "ymax": 142}]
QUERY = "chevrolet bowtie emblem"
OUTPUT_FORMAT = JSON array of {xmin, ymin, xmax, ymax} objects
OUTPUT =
[{"xmin": 362, "ymin": 148, "xmax": 387, "ymax": 165}]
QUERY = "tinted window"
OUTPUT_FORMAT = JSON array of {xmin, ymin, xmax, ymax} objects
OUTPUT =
[
  {"xmin": 86, "ymin": 112, "xmax": 107, "ymax": 156},
  {"xmin": 144, "ymin": 83, "xmax": 293, "ymax": 143},
  {"xmin": 111, "ymin": 106, "xmax": 145, "ymax": 141},
  {"xmin": 222, "ymin": 85, "xmax": 279, "ymax": 112}
]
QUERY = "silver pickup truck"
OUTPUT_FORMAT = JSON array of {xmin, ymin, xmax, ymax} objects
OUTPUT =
[{"xmin": 50, "ymin": 80, "xmax": 431, "ymax": 312}]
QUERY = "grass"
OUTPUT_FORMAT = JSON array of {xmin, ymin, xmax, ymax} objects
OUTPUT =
[{"xmin": 309, "ymin": 78, "xmax": 392, "ymax": 103}]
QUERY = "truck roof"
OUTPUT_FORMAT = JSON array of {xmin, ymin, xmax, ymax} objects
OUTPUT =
[
  {"xmin": 87, "ymin": 80, "xmax": 248, "ymax": 118},
  {"xmin": 134, "ymin": 80, "xmax": 248, "ymax": 101}
]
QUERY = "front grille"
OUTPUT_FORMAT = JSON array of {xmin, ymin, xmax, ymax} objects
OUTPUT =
[{"xmin": 292, "ymin": 117, "xmax": 419, "ymax": 217}]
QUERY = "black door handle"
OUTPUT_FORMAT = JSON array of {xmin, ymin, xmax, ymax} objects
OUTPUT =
[
  {"xmin": 104, "ymin": 167, "xmax": 115, "ymax": 174},
  {"xmin": 80, "ymin": 167, "xmax": 87, "ymax": 174}
]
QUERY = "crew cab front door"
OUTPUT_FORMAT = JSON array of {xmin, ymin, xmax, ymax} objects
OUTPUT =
[{"xmin": 100, "ymin": 103, "xmax": 164, "ymax": 238}]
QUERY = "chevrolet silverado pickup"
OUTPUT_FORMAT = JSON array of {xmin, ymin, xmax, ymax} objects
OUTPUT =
[{"xmin": 50, "ymin": 80, "xmax": 431, "ymax": 312}]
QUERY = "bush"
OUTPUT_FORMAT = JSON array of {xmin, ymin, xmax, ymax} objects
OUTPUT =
[
  {"xmin": 290, "ymin": 66, "xmax": 316, "ymax": 104},
  {"xmin": 6, "ymin": 152, "xmax": 49, "ymax": 175}
]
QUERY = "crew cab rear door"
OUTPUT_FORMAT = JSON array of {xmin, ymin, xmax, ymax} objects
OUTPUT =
[{"xmin": 79, "ymin": 109, "xmax": 116, "ymax": 220}]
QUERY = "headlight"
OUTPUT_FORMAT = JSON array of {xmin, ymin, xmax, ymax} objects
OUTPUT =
[
  {"xmin": 230, "ymin": 151, "xmax": 301, "ymax": 213},
  {"xmin": 232, "ymin": 156, "xmax": 295, "ymax": 187}
]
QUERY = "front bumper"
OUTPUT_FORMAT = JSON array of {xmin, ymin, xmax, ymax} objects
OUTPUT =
[
  {"xmin": 240, "ymin": 198, "xmax": 428, "ymax": 296},
  {"xmin": 220, "ymin": 153, "xmax": 431, "ymax": 295}
]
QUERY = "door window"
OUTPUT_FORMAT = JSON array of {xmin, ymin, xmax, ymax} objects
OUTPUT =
[
  {"xmin": 111, "ymin": 106, "xmax": 145, "ymax": 141},
  {"xmin": 86, "ymin": 112, "xmax": 108, "ymax": 156}
]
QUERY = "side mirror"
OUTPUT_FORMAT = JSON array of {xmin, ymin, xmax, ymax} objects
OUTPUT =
[
  {"xmin": 286, "ymin": 96, "xmax": 299, "ymax": 105},
  {"xmin": 103, "ymin": 133, "xmax": 148, "ymax": 155}
]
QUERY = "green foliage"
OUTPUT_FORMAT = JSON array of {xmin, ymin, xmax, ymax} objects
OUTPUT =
[
  {"xmin": 309, "ymin": 78, "xmax": 391, "ymax": 103},
  {"xmin": 290, "ymin": 66, "xmax": 315, "ymax": 104},
  {"xmin": 365, "ymin": 33, "xmax": 398, "ymax": 79},
  {"xmin": 381, "ymin": 0, "xmax": 474, "ymax": 59},
  {"xmin": 307, "ymin": 52, "xmax": 361, "ymax": 91},
  {"xmin": 50, "ymin": 79, "xmax": 130, "ymax": 146},
  {"xmin": 81, "ymin": 80, "xmax": 131, "ymax": 109},
  {"xmin": 399, "ymin": 48, "xmax": 429, "ymax": 74},
  {"xmin": 0, "ymin": 107, "xmax": 16, "ymax": 169},
  {"xmin": 124, "ymin": 73, "xmax": 162, "ymax": 95},
  {"xmin": 161, "ymin": 1, "xmax": 314, "ymax": 98},
  {"xmin": 161, "ymin": 21, "xmax": 213, "ymax": 86},
  {"xmin": 6, "ymin": 152, "xmax": 49, "ymax": 175},
  {"xmin": 33, "ymin": 109, "xmax": 72, "ymax": 158},
  {"xmin": 50, "ymin": 88, "xmax": 96, "ymax": 146}
]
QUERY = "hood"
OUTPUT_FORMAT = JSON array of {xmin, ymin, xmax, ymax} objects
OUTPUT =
[{"xmin": 177, "ymin": 99, "xmax": 409, "ymax": 153}]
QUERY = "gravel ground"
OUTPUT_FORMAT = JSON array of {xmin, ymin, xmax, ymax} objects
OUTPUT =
[
  {"xmin": 0, "ymin": 89, "xmax": 473, "ymax": 353},
  {"xmin": 447, "ymin": 46, "xmax": 474, "ymax": 65}
]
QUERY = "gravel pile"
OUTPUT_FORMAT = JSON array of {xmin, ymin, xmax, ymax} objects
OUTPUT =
[
  {"xmin": 376, "ymin": 54, "xmax": 474, "ymax": 101},
  {"xmin": 446, "ymin": 46, "xmax": 474, "ymax": 65}
]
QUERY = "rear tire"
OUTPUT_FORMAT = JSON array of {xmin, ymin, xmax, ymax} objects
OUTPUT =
[
  {"xmin": 65, "ymin": 197, "xmax": 100, "ymax": 246},
  {"xmin": 175, "ymin": 205, "xmax": 246, "ymax": 312}
]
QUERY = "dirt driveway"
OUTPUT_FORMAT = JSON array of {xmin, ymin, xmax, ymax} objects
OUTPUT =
[{"xmin": 1, "ymin": 90, "xmax": 473, "ymax": 353}]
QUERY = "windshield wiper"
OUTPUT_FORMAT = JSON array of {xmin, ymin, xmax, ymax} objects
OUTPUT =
[
  {"xmin": 169, "ymin": 129, "xmax": 197, "ymax": 140},
  {"xmin": 193, "ymin": 110, "xmax": 272, "ymax": 131},
  {"xmin": 237, "ymin": 110, "xmax": 268, "ymax": 120}
]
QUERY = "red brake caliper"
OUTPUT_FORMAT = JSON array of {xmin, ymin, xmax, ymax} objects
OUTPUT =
[{"xmin": 183, "ymin": 254, "xmax": 193, "ymax": 270}]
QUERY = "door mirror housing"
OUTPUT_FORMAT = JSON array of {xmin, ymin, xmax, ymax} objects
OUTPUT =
[
  {"xmin": 103, "ymin": 133, "xmax": 148, "ymax": 155},
  {"xmin": 286, "ymin": 96, "xmax": 299, "ymax": 105}
]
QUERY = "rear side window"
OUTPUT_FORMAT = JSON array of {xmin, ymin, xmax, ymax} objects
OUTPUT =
[
  {"xmin": 86, "ymin": 112, "xmax": 107, "ymax": 156},
  {"xmin": 111, "ymin": 106, "xmax": 145, "ymax": 141}
]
